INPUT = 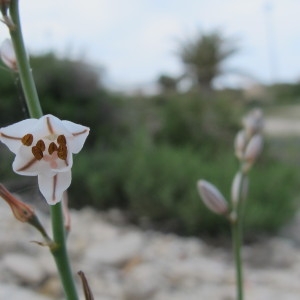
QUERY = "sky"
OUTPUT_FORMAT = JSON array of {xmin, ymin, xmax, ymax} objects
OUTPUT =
[{"xmin": 1, "ymin": 0, "xmax": 300, "ymax": 90}]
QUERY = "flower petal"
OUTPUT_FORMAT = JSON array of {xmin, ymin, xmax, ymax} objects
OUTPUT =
[
  {"xmin": 38, "ymin": 171, "xmax": 71, "ymax": 205},
  {"xmin": 12, "ymin": 145, "xmax": 39, "ymax": 176},
  {"xmin": 0, "ymin": 39, "xmax": 17, "ymax": 70},
  {"xmin": 31, "ymin": 114, "xmax": 71, "ymax": 139},
  {"xmin": 0, "ymin": 119, "xmax": 38, "ymax": 153},
  {"xmin": 62, "ymin": 120, "xmax": 90, "ymax": 153}
]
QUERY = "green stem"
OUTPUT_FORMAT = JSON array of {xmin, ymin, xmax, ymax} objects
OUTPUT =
[
  {"xmin": 8, "ymin": 0, "xmax": 42, "ymax": 118},
  {"xmin": 231, "ymin": 218, "xmax": 244, "ymax": 300},
  {"xmin": 7, "ymin": 1, "xmax": 79, "ymax": 299},
  {"xmin": 231, "ymin": 170, "xmax": 247, "ymax": 300},
  {"xmin": 51, "ymin": 203, "xmax": 79, "ymax": 300}
]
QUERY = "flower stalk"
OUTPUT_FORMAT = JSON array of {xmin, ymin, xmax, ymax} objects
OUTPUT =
[
  {"xmin": 8, "ymin": 0, "xmax": 42, "ymax": 118},
  {"xmin": 3, "ymin": 1, "xmax": 80, "ymax": 299},
  {"xmin": 230, "ymin": 170, "xmax": 247, "ymax": 300},
  {"xmin": 197, "ymin": 108, "xmax": 263, "ymax": 300}
]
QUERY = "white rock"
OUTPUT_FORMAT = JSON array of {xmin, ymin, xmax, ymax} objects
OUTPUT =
[
  {"xmin": 123, "ymin": 263, "xmax": 166, "ymax": 300},
  {"xmin": 84, "ymin": 231, "xmax": 144, "ymax": 266},
  {"xmin": 0, "ymin": 283, "xmax": 52, "ymax": 300},
  {"xmin": 2, "ymin": 253, "xmax": 45, "ymax": 284}
]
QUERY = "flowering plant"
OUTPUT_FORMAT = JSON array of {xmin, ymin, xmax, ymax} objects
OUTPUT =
[{"xmin": 0, "ymin": 1, "xmax": 92, "ymax": 299}]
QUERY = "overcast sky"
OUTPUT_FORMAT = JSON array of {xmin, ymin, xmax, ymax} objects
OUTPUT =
[{"xmin": 1, "ymin": 0, "xmax": 300, "ymax": 89}]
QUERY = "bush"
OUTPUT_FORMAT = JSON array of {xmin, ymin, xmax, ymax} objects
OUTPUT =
[
  {"xmin": 155, "ymin": 92, "xmax": 241, "ymax": 152},
  {"xmin": 72, "ymin": 136, "xmax": 298, "ymax": 237}
]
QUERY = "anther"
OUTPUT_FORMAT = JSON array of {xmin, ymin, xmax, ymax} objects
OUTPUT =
[
  {"xmin": 57, "ymin": 144, "xmax": 67, "ymax": 160},
  {"xmin": 32, "ymin": 146, "xmax": 43, "ymax": 160},
  {"xmin": 36, "ymin": 139, "xmax": 46, "ymax": 151},
  {"xmin": 21, "ymin": 134, "xmax": 33, "ymax": 146},
  {"xmin": 57, "ymin": 135, "xmax": 67, "ymax": 145},
  {"xmin": 48, "ymin": 142, "xmax": 58, "ymax": 155}
]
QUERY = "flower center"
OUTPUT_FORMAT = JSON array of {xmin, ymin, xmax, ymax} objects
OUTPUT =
[{"xmin": 21, "ymin": 133, "xmax": 68, "ymax": 161}]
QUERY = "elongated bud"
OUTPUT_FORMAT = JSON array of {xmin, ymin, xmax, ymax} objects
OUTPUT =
[
  {"xmin": 231, "ymin": 172, "xmax": 249, "ymax": 206},
  {"xmin": 0, "ymin": 39, "xmax": 17, "ymax": 71},
  {"xmin": 244, "ymin": 134, "xmax": 263, "ymax": 164},
  {"xmin": 0, "ymin": 183, "xmax": 34, "ymax": 222},
  {"xmin": 197, "ymin": 180, "xmax": 228, "ymax": 215},
  {"xmin": 0, "ymin": 0, "xmax": 10, "ymax": 16},
  {"xmin": 234, "ymin": 130, "xmax": 247, "ymax": 160},
  {"xmin": 242, "ymin": 108, "xmax": 264, "ymax": 137},
  {"xmin": 0, "ymin": 183, "xmax": 52, "ymax": 242}
]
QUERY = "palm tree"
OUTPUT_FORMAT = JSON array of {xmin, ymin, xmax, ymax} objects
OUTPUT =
[
  {"xmin": 178, "ymin": 30, "xmax": 238, "ymax": 91},
  {"xmin": 157, "ymin": 73, "xmax": 179, "ymax": 94}
]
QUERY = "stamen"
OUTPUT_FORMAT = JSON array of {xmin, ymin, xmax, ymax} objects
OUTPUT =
[
  {"xmin": 48, "ymin": 142, "xmax": 58, "ymax": 155},
  {"xmin": 21, "ymin": 134, "xmax": 33, "ymax": 146},
  {"xmin": 57, "ymin": 134, "xmax": 67, "ymax": 145},
  {"xmin": 57, "ymin": 144, "xmax": 68, "ymax": 160},
  {"xmin": 36, "ymin": 139, "xmax": 46, "ymax": 151},
  {"xmin": 32, "ymin": 146, "xmax": 44, "ymax": 160}
]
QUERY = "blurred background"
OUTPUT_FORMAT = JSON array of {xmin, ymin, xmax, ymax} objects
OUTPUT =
[{"xmin": 0, "ymin": 0, "xmax": 300, "ymax": 239}]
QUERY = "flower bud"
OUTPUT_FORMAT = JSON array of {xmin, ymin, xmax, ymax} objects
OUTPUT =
[
  {"xmin": 234, "ymin": 130, "xmax": 247, "ymax": 160},
  {"xmin": 197, "ymin": 180, "xmax": 228, "ymax": 215},
  {"xmin": 0, "ymin": 39, "xmax": 17, "ymax": 71},
  {"xmin": 0, "ymin": 0, "xmax": 10, "ymax": 16},
  {"xmin": 242, "ymin": 108, "xmax": 264, "ymax": 137},
  {"xmin": 231, "ymin": 172, "xmax": 249, "ymax": 206},
  {"xmin": 0, "ymin": 183, "xmax": 34, "ymax": 222},
  {"xmin": 244, "ymin": 134, "xmax": 263, "ymax": 164}
]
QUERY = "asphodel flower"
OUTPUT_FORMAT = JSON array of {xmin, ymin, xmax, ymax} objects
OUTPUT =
[{"xmin": 0, "ymin": 114, "xmax": 89, "ymax": 205}]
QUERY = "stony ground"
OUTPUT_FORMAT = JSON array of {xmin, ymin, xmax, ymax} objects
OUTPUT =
[{"xmin": 0, "ymin": 200, "xmax": 300, "ymax": 300}]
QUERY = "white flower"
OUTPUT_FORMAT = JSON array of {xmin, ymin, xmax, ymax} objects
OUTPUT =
[
  {"xmin": 0, "ymin": 39, "xmax": 17, "ymax": 71},
  {"xmin": 0, "ymin": 114, "xmax": 89, "ymax": 205}
]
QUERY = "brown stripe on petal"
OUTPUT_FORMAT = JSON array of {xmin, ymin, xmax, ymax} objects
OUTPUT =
[
  {"xmin": 52, "ymin": 174, "xmax": 57, "ymax": 203},
  {"xmin": 64, "ymin": 159, "xmax": 69, "ymax": 167},
  {"xmin": 72, "ymin": 129, "xmax": 88, "ymax": 136},
  {"xmin": 1, "ymin": 132, "xmax": 22, "ymax": 140},
  {"xmin": 46, "ymin": 116, "xmax": 54, "ymax": 134},
  {"xmin": 16, "ymin": 157, "xmax": 37, "ymax": 172}
]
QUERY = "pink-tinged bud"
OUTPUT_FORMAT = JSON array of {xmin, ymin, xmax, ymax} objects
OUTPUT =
[
  {"xmin": 231, "ymin": 172, "xmax": 249, "ymax": 206},
  {"xmin": 197, "ymin": 180, "xmax": 228, "ymax": 215},
  {"xmin": 242, "ymin": 108, "xmax": 264, "ymax": 137},
  {"xmin": 0, "ymin": 39, "xmax": 17, "ymax": 71},
  {"xmin": 234, "ymin": 130, "xmax": 247, "ymax": 160},
  {"xmin": 0, "ymin": 183, "xmax": 34, "ymax": 222},
  {"xmin": 244, "ymin": 134, "xmax": 263, "ymax": 164},
  {"xmin": 0, "ymin": 0, "xmax": 10, "ymax": 16}
]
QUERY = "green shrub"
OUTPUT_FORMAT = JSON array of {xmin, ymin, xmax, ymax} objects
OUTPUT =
[
  {"xmin": 72, "ymin": 137, "xmax": 298, "ymax": 237},
  {"xmin": 155, "ymin": 92, "xmax": 241, "ymax": 152}
]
